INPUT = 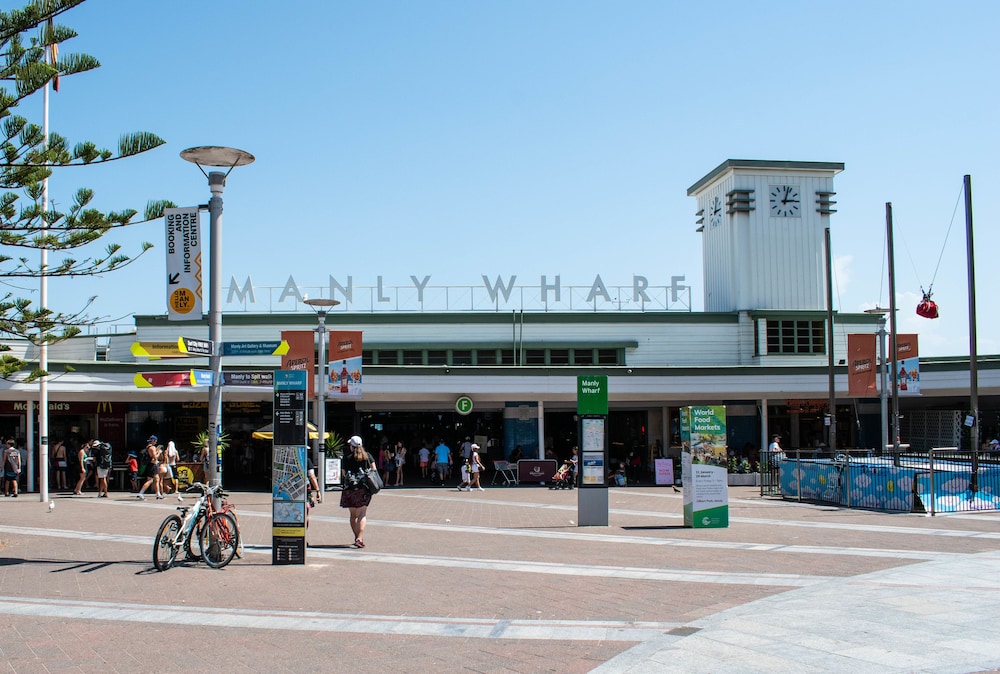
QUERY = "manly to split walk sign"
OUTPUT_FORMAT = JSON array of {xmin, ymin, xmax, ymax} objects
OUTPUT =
[{"xmin": 164, "ymin": 207, "xmax": 203, "ymax": 320}]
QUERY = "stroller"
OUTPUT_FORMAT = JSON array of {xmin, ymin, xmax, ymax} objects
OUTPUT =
[{"xmin": 548, "ymin": 461, "xmax": 575, "ymax": 489}]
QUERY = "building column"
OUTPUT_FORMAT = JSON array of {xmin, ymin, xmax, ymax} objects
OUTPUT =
[{"xmin": 537, "ymin": 400, "xmax": 545, "ymax": 460}]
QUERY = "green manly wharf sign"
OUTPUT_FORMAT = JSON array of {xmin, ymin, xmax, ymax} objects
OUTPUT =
[{"xmin": 577, "ymin": 376, "xmax": 608, "ymax": 415}]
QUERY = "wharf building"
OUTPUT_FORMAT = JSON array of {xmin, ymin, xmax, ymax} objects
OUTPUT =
[{"xmin": 1, "ymin": 160, "xmax": 996, "ymax": 490}]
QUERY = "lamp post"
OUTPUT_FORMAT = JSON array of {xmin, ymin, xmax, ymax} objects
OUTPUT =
[
  {"xmin": 865, "ymin": 307, "xmax": 889, "ymax": 454},
  {"xmin": 180, "ymin": 146, "xmax": 254, "ymax": 502},
  {"xmin": 304, "ymin": 298, "xmax": 339, "ymax": 493}
]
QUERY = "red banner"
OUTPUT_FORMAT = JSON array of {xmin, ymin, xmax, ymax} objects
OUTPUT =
[
  {"xmin": 327, "ymin": 330, "xmax": 363, "ymax": 400},
  {"xmin": 281, "ymin": 330, "xmax": 316, "ymax": 399},
  {"xmin": 847, "ymin": 334, "xmax": 877, "ymax": 397}
]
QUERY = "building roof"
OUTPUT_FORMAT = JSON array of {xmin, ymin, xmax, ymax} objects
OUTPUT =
[{"xmin": 687, "ymin": 159, "xmax": 846, "ymax": 196}]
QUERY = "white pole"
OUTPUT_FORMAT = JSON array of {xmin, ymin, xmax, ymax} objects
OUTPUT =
[
  {"xmin": 38, "ymin": 47, "xmax": 51, "ymax": 502},
  {"xmin": 316, "ymin": 310, "xmax": 327, "ymax": 492}
]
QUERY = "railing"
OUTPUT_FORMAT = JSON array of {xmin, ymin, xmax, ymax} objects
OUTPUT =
[{"xmin": 765, "ymin": 447, "xmax": 1000, "ymax": 514}]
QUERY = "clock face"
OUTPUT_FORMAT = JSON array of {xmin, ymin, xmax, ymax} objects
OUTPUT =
[
  {"xmin": 709, "ymin": 195, "xmax": 723, "ymax": 227},
  {"xmin": 769, "ymin": 185, "xmax": 801, "ymax": 217}
]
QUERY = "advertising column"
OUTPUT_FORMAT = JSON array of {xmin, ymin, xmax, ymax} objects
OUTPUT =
[
  {"xmin": 681, "ymin": 405, "xmax": 729, "ymax": 528},
  {"xmin": 271, "ymin": 370, "xmax": 309, "ymax": 565},
  {"xmin": 577, "ymin": 375, "xmax": 609, "ymax": 526}
]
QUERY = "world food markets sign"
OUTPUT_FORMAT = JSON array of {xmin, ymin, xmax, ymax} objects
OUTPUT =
[{"xmin": 164, "ymin": 207, "xmax": 203, "ymax": 320}]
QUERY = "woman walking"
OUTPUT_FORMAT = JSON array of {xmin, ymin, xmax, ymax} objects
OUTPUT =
[
  {"xmin": 137, "ymin": 435, "xmax": 162, "ymax": 500},
  {"xmin": 469, "ymin": 443, "xmax": 486, "ymax": 491},
  {"xmin": 340, "ymin": 435, "xmax": 375, "ymax": 549},
  {"xmin": 392, "ymin": 440, "xmax": 407, "ymax": 487}
]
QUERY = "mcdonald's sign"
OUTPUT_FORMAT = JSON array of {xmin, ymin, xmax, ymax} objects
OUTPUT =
[{"xmin": 96, "ymin": 401, "xmax": 114, "ymax": 414}]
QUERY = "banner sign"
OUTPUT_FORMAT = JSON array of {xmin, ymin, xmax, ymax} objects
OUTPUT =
[
  {"xmin": 577, "ymin": 375, "xmax": 609, "ymax": 415},
  {"xmin": 894, "ymin": 334, "xmax": 920, "ymax": 395},
  {"xmin": 681, "ymin": 405, "xmax": 729, "ymax": 528},
  {"xmin": 327, "ymin": 330, "xmax": 363, "ymax": 399},
  {"xmin": 847, "ymin": 333, "xmax": 878, "ymax": 397},
  {"xmin": 134, "ymin": 371, "xmax": 212, "ymax": 388},
  {"xmin": 164, "ymin": 207, "xmax": 203, "ymax": 320},
  {"xmin": 222, "ymin": 371, "xmax": 275, "ymax": 387},
  {"xmin": 223, "ymin": 340, "xmax": 289, "ymax": 357},
  {"xmin": 280, "ymin": 330, "xmax": 315, "ymax": 399}
]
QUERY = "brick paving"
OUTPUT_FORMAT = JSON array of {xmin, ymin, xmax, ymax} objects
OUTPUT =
[{"xmin": 1, "ymin": 485, "xmax": 1000, "ymax": 673}]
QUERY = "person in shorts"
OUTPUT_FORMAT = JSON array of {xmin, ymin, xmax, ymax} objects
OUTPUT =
[{"xmin": 3, "ymin": 439, "xmax": 21, "ymax": 497}]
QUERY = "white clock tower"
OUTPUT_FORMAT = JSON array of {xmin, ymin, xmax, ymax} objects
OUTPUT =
[{"xmin": 687, "ymin": 159, "xmax": 843, "ymax": 313}]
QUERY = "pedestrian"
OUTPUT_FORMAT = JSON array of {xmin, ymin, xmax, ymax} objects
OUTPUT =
[
  {"xmin": 90, "ymin": 440, "xmax": 112, "ymax": 498},
  {"xmin": 163, "ymin": 440, "xmax": 180, "ymax": 498},
  {"xmin": 51, "ymin": 438, "xmax": 68, "ymax": 491},
  {"xmin": 768, "ymin": 434, "xmax": 783, "ymax": 467},
  {"xmin": 455, "ymin": 458, "xmax": 471, "ymax": 492},
  {"xmin": 137, "ymin": 435, "xmax": 162, "ymax": 500},
  {"xmin": 418, "ymin": 443, "xmax": 430, "ymax": 478},
  {"xmin": 3, "ymin": 438, "xmax": 21, "ymax": 497},
  {"xmin": 307, "ymin": 454, "xmax": 321, "ymax": 504},
  {"xmin": 64, "ymin": 437, "xmax": 81, "ymax": 493},
  {"xmin": 72, "ymin": 440, "xmax": 92, "ymax": 495},
  {"xmin": 433, "ymin": 439, "xmax": 451, "ymax": 485},
  {"xmin": 568, "ymin": 446, "xmax": 579, "ymax": 483},
  {"xmin": 340, "ymin": 435, "xmax": 375, "ymax": 549},
  {"xmin": 469, "ymin": 443, "xmax": 486, "ymax": 491},
  {"xmin": 125, "ymin": 452, "xmax": 139, "ymax": 492},
  {"xmin": 380, "ymin": 444, "xmax": 394, "ymax": 486},
  {"xmin": 198, "ymin": 438, "xmax": 210, "ymax": 481},
  {"xmin": 392, "ymin": 440, "xmax": 407, "ymax": 487},
  {"xmin": 459, "ymin": 436, "xmax": 473, "ymax": 462}
]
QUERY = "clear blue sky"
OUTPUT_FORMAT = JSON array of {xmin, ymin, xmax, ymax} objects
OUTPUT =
[{"xmin": 30, "ymin": 0, "xmax": 1000, "ymax": 357}]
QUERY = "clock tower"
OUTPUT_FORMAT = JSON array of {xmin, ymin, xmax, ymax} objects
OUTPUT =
[{"xmin": 687, "ymin": 159, "xmax": 843, "ymax": 312}]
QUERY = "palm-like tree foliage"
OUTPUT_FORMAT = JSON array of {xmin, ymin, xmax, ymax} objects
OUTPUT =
[{"xmin": 0, "ymin": 0, "xmax": 174, "ymax": 380}]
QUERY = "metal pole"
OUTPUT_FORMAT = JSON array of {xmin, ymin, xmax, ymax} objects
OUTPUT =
[
  {"xmin": 316, "ymin": 310, "xmax": 328, "ymax": 493},
  {"xmin": 886, "ymin": 203, "xmax": 900, "ymax": 464},
  {"xmin": 38, "ymin": 59, "xmax": 51, "ymax": 501},
  {"xmin": 878, "ymin": 317, "xmax": 889, "ymax": 454},
  {"xmin": 965, "ymin": 174, "xmax": 979, "ymax": 492},
  {"xmin": 825, "ymin": 227, "xmax": 837, "ymax": 452},
  {"xmin": 207, "ymin": 171, "xmax": 226, "ymax": 502}
]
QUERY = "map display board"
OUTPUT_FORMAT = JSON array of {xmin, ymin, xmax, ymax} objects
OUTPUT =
[{"xmin": 272, "ymin": 370, "xmax": 308, "ymax": 564}]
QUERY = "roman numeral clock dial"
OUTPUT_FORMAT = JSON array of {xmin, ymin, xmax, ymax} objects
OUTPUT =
[{"xmin": 769, "ymin": 185, "xmax": 801, "ymax": 217}]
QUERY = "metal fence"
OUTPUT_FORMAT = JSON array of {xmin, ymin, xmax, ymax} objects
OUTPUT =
[{"xmin": 760, "ymin": 447, "xmax": 1000, "ymax": 514}]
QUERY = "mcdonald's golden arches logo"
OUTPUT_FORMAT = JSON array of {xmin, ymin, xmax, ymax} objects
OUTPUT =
[{"xmin": 96, "ymin": 401, "xmax": 114, "ymax": 414}]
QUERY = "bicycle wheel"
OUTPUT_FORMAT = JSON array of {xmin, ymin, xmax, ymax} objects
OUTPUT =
[
  {"xmin": 199, "ymin": 511, "xmax": 239, "ymax": 568},
  {"xmin": 152, "ymin": 514, "xmax": 182, "ymax": 571}
]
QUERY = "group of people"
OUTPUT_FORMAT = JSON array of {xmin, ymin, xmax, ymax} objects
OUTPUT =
[{"xmin": 135, "ymin": 435, "xmax": 193, "ymax": 501}]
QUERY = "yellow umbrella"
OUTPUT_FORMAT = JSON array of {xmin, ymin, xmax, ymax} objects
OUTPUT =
[{"xmin": 251, "ymin": 422, "xmax": 329, "ymax": 441}]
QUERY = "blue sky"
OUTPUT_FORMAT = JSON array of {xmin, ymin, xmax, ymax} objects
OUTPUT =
[{"xmin": 27, "ymin": 0, "xmax": 1000, "ymax": 357}]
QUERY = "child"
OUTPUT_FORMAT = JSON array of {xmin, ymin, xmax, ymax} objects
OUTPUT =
[
  {"xmin": 126, "ymin": 452, "xmax": 139, "ymax": 492},
  {"xmin": 455, "ymin": 460, "xmax": 472, "ymax": 492}
]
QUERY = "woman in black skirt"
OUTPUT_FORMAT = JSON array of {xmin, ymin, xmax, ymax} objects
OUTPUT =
[{"xmin": 340, "ymin": 435, "xmax": 376, "ymax": 548}]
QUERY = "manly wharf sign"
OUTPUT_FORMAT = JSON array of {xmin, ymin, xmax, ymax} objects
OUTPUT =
[{"xmin": 224, "ymin": 274, "xmax": 691, "ymax": 314}]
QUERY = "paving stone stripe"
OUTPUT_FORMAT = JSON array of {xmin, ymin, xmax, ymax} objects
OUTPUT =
[
  {"xmin": 0, "ymin": 595, "xmax": 677, "ymax": 642},
  {"xmin": 0, "ymin": 525, "xmax": 832, "ymax": 587}
]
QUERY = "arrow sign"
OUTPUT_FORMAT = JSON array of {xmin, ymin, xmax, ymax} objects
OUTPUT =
[
  {"xmin": 222, "ymin": 340, "xmax": 290, "ymax": 357},
  {"xmin": 178, "ymin": 336, "xmax": 214, "ymax": 356},
  {"xmin": 222, "ymin": 371, "xmax": 275, "ymax": 387},
  {"xmin": 134, "ymin": 370, "xmax": 213, "ymax": 388},
  {"xmin": 131, "ymin": 341, "xmax": 187, "ymax": 358}
]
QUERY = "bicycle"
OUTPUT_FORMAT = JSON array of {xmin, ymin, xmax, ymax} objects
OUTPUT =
[
  {"xmin": 152, "ymin": 482, "xmax": 212, "ymax": 571},
  {"xmin": 199, "ymin": 486, "xmax": 243, "ymax": 565},
  {"xmin": 152, "ymin": 482, "xmax": 239, "ymax": 570}
]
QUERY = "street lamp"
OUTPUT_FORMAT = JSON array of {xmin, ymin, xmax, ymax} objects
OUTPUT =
[
  {"xmin": 303, "ymin": 298, "xmax": 339, "ymax": 493},
  {"xmin": 864, "ymin": 307, "xmax": 890, "ymax": 454},
  {"xmin": 180, "ymin": 146, "xmax": 254, "ymax": 500}
]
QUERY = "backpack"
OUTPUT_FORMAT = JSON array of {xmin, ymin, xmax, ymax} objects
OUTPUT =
[{"xmin": 94, "ymin": 442, "xmax": 112, "ymax": 469}]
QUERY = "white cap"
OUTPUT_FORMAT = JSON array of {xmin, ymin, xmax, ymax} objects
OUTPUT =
[
  {"xmin": 471, "ymin": 443, "xmax": 480, "ymax": 450},
  {"xmin": 348, "ymin": 435, "xmax": 363, "ymax": 447}
]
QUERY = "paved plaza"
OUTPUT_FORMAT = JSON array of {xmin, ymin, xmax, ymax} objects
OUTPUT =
[{"xmin": 2, "ymin": 484, "xmax": 1000, "ymax": 673}]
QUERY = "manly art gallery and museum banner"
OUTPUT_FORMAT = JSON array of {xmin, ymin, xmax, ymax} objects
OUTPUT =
[{"xmin": 847, "ymin": 333, "xmax": 920, "ymax": 397}]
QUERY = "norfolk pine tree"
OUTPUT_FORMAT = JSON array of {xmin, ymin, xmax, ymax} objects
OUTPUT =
[{"xmin": 0, "ymin": 0, "xmax": 174, "ymax": 380}]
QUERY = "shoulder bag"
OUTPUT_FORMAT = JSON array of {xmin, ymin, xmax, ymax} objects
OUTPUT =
[{"xmin": 363, "ymin": 464, "xmax": 383, "ymax": 494}]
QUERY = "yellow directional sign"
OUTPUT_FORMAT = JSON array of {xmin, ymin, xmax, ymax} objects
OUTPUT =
[{"xmin": 131, "ymin": 341, "xmax": 187, "ymax": 358}]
